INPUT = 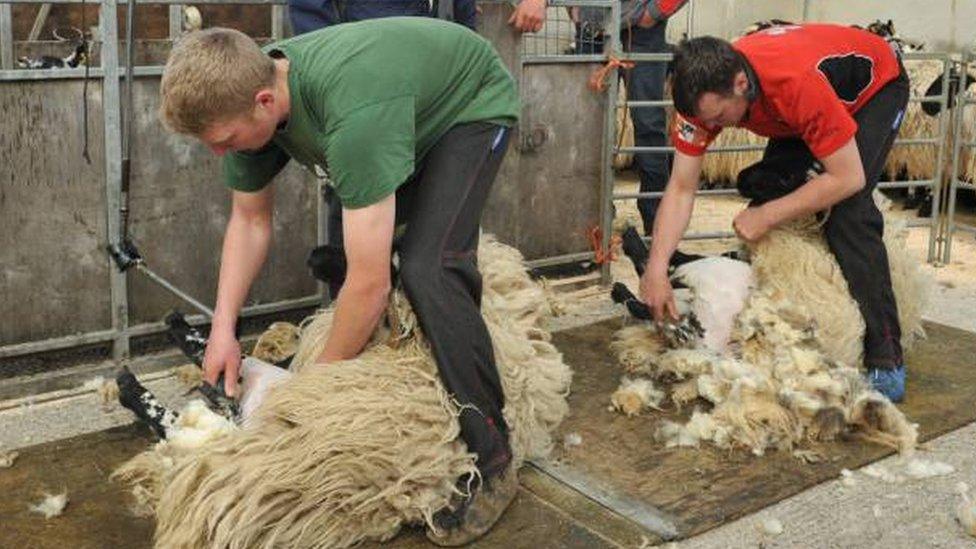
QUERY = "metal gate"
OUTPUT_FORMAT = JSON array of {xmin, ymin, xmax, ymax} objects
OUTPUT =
[{"xmin": 944, "ymin": 50, "xmax": 976, "ymax": 263}]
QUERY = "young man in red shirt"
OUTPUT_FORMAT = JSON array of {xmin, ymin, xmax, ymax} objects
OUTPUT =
[{"xmin": 641, "ymin": 23, "xmax": 910, "ymax": 401}]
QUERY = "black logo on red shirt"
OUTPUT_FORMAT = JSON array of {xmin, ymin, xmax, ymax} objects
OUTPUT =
[{"xmin": 816, "ymin": 54, "xmax": 875, "ymax": 103}]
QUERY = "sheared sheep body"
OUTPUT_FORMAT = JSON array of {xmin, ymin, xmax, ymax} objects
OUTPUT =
[{"xmin": 672, "ymin": 256, "xmax": 754, "ymax": 353}]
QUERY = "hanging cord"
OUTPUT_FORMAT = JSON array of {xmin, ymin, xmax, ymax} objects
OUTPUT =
[
  {"xmin": 588, "ymin": 225, "xmax": 622, "ymax": 264},
  {"xmin": 120, "ymin": 0, "xmax": 136, "ymax": 242},
  {"xmin": 80, "ymin": 0, "xmax": 92, "ymax": 163},
  {"xmin": 587, "ymin": 53, "xmax": 634, "ymax": 92},
  {"xmin": 615, "ymin": 30, "xmax": 636, "ymax": 165},
  {"xmin": 587, "ymin": 19, "xmax": 638, "ymax": 92}
]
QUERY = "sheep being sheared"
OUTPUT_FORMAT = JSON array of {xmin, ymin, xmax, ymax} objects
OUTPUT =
[
  {"xmin": 613, "ymin": 226, "xmax": 751, "ymax": 355},
  {"xmin": 610, "ymin": 208, "xmax": 926, "ymax": 456},
  {"xmin": 113, "ymin": 236, "xmax": 572, "ymax": 549}
]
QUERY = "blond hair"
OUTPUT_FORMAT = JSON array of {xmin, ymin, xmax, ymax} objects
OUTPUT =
[{"xmin": 160, "ymin": 27, "xmax": 276, "ymax": 135}]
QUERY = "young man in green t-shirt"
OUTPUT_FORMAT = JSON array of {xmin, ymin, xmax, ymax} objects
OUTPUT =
[{"xmin": 160, "ymin": 18, "xmax": 520, "ymax": 545}]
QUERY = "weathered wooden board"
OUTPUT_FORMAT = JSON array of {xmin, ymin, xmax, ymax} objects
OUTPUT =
[
  {"xmin": 0, "ymin": 77, "xmax": 318, "ymax": 347},
  {"xmin": 547, "ymin": 319, "xmax": 976, "ymax": 538}
]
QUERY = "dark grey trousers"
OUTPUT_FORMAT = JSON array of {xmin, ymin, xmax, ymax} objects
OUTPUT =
[
  {"xmin": 394, "ymin": 122, "xmax": 513, "ymax": 479},
  {"xmin": 317, "ymin": 124, "xmax": 513, "ymax": 477}
]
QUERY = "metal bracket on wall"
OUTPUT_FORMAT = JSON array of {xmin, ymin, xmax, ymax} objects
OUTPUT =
[{"xmin": 519, "ymin": 123, "xmax": 549, "ymax": 153}]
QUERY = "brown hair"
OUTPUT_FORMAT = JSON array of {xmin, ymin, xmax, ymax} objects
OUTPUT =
[
  {"xmin": 160, "ymin": 27, "xmax": 276, "ymax": 135},
  {"xmin": 671, "ymin": 36, "xmax": 747, "ymax": 117}
]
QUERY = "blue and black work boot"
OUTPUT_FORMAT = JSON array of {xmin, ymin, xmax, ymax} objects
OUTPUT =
[{"xmin": 868, "ymin": 365, "xmax": 906, "ymax": 403}]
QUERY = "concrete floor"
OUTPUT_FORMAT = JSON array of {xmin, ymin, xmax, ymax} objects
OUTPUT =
[{"xmin": 679, "ymin": 422, "xmax": 976, "ymax": 548}]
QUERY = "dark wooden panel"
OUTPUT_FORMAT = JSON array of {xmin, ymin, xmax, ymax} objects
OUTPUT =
[
  {"xmin": 549, "ymin": 319, "xmax": 976, "ymax": 537},
  {"xmin": 0, "ymin": 425, "xmax": 619, "ymax": 549},
  {"xmin": 0, "ymin": 424, "xmax": 155, "ymax": 549}
]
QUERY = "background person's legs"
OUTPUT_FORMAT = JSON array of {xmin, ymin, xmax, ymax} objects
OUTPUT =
[
  {"xmin": 625, "ymin": 23, "xmax": 671, "ymax": 235},
  {"xmin": 288, "ymin": 0, "xmax": 431, "ymax": 34},
  {"xmin": 287, "ymin": 0, "xmax": 340, "ymax": 34},
  {"xmin": 569, "ymin": 20, "xmax": 671, "ymax": 235}
]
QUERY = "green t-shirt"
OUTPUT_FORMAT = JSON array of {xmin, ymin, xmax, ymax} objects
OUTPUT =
[{"xmin": 222, "ymin": 17, "xmax": 520, "ymax": 208}]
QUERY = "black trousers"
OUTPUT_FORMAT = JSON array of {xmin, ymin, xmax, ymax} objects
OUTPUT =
[{"xmin": 736, "ymin": 70, "xmax": 909, "ymax": 370}]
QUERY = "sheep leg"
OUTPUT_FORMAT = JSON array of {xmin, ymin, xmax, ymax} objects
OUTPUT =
[
  {"xmin": 611, "ymin": 282, "xmax": 653, "ymax": 320},
  {"xmin": 116, "ymin": 367, "xmax": 178, "ymax": 439},
  {"xmin": 620, "ymin": 226, "xmax": 649, "ymax": 276},
  {"xmin": 809, "ymin": 406, "xmax": 847, "ymax": 441},
  {"xmin": 164, "ymin": 311, "xmax": 241, "ymax": 419}
]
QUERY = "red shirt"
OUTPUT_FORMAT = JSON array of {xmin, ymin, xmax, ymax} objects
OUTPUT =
[
  {"xmin": 648, "ymin": 0, "xmax": 688, "ymax": 21},
  {"xmin": 672, "ymin": 23, "xmax": 902, "ymax": 159}
]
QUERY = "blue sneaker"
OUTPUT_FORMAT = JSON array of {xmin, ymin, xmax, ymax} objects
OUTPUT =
[{"xmin": 868, "ymin": 365, "xmax": 906, "ymax": 403}]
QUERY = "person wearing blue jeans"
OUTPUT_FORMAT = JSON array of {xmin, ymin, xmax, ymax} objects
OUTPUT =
[
  {"xmin": 575, "ymin": 0, "xmax": 688, "ymax": 235},
  {"xmin": 289, "ymin": 0, "xmax": 476, "ymax": 34},
  {"xmin": 623, "ymin": 23, "xmax": 673, "ymax": 235}
]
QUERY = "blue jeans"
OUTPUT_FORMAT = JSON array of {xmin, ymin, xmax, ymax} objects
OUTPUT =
[
  {"xmin": 288, "ymin": 0, "xmax": 475, "ymax": 35},
  {"xmin": 624, "ymin": 24, "xmax": 671, "ymax": 234},
  {"xmin": 576, "ymin": 22, "xmax": 672, "ymax": 234}
]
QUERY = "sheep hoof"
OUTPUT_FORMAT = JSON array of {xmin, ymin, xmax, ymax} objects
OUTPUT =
[
  {"xmin": 857, "ymin": 398, "xmax": 887, "ymax": 430},
  {"xmin": 810, "ymin": 407, "xmax": 846, "ymax": 441}
]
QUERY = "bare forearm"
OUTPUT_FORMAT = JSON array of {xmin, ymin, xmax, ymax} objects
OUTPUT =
[
  {"xmin": 212, "ymin": 213, "xmax": 272, "ymax": 335},
  {"xmin": 647, "ymin": 183, "xmax": 695, "ymax": 276},
  {"xmin": 319, "ymin": 280, "xmax": 389, "ymax": 363},
  {"xmin": 761, "ymin": 172, "xmax": 862, "ymax": 228}
]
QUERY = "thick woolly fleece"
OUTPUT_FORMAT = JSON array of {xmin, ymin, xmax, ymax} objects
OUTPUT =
[{"xmin": 113, "ymin": 236, "xmax": 572, "ymax": 549}]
